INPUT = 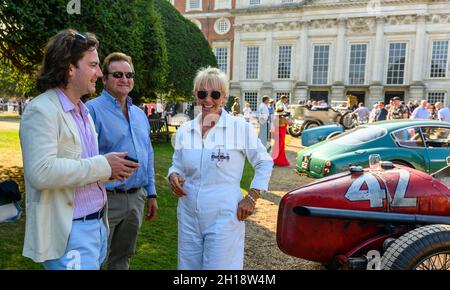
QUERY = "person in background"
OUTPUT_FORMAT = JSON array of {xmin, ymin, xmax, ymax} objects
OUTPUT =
[
  {"xmin": 258, "ymin": 96, "xmax": 270, "ymax": 148},
  {"xmin": 375, "ymin": 102, "xmax": 388, "ymax": 121},
  {"xmin": 276, "ymin": 95, "xmax": 289, "ymax": 112},
  {"xmin": 437, "ymin": 102, "xmax": 450, "ymax": 122},
  {"xmin": 86, "ymin": 52, "xmax": 158, "ymax": 270},
  {"xmin": 167, "ymin": 66, "xmax": 273, "ymax": 269},
  {"xmin": 410, "ymin": 100, "xmax": 430, "ymax": 120},
  {"xmin": 388, "ymin": 97, "xmax": 409, "ymax": 120},
  {"xmin": 231, "ymin": 97, "xmax": 241, "ymax": 116},
  {"xmin": 272, "ymin": 105, "xmax": 290, "ymax": 167},
  {"xmin": 20, "ymin": 29, "xmax": 138, "ymax": 270},
  {"xmin": 428, "ymin": 103, "xmax": 438, "ymax": 120},
  {"xmin": 148, "ymin": 108, "xmax": 159, "ymax": 120},
  {"xmin": 268, "ymin": 99, "xmax": 275, "ymax": 127},
  {"xmin": 352, "ymin": 102, "xmax": 370, "ymax": 124},
  {"xmin": 243, "ymin": 101, "xmax": 252, "ymax": 122}
]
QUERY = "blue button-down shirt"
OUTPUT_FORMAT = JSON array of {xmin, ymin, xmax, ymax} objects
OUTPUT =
[{"xmin": 86, "ymin": 90, "xmax": 156, "ymax": 196}]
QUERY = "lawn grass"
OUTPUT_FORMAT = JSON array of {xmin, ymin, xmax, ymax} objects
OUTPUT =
[
  {"xmin": 0, "ymin": 113, "xmax": 20, "ymax": 122},
  {"xmin": 0, "ymin": 128, "xmax": 256, "ymax": 269},
  {"xmin": 0, "ymin": 130, "xmax": 22, "ymax": 167}
]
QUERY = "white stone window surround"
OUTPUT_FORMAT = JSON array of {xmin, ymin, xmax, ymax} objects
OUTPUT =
[
  {"xmin": 186, "ymin": 0, "xmax": 202, "ymax": 12},
  {"xmin": 213, "ymin": 44, "xmax": 230, "ymax": 78},
  {"xmin": 428, "ymin": 37, "xmax": 450, "ymax": 79},
  {"xmin": 215, "ymin": 0, "xmax": 231, "ymax": 10},
  {"xmin": 249, "ymin": 0, "xmax": 261, "ymax": 5},
  {"xmin": 384, "ymin": 38, "xmax": 411, "ymax": 86},
  {"xmin": 275, "ymin": 91, "xmax": 291, "ymax": 103},
  {"xmin": 347, "ymin": 42, "xmax": 369, "ymax": 86},
  {"xmin": 243, "ymin": 91, "xmax": 259, "ymax": 111},
  {"xmin": 214, "ymin": 17, "xmax": 231, "ymax": 35},
  {"xmin": 242, "ymin": 42, "xmax": 263, "ymax": 80},
  {"xmin": 310, "ymin": 41, "xmax": 333, "ymax": 86},
  {"xmin": 277, "ymin": 44, "xmax": 293, "ymax": 79},
  {"xmin": 427, "ymin": 91, "xmax": 447, "ymax": 106}
]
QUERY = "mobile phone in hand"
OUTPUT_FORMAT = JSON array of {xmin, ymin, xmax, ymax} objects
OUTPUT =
[{"xmin": 124, "ymin": 155, "xmax": 139, "ymax": 163}]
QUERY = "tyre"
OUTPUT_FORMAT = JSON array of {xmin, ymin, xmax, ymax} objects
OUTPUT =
[
  {"xmin": 326, "ymin": 131, "xmax": 342, "ymax": 140},
  {"xmin": 339, "ymin": 112, "xmax": 357, "ymax": 129},
  {"xmin": 303, "ymin": 121, "xmax": 321, "ymax": 130},
  {"xmin": 288, "ymin": 125, "xmax": 302, "ymax": 137},
  {"xmin": 381, "ymin": 224, "xmax": 450, "ymax": 270}
]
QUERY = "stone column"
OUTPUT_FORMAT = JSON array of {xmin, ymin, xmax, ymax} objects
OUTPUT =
[
  {"xmin": 294, "ymin": 20, "xmax": 309, "ymax": 103},
  {"xmin": 263, "ymin": 28, "xmax": 273, "ymax": 83},
  {"xmin": 372, "ymin": 16, "xmax": 385, "ymax": 84},
  {"xmin": 230, "ymin": 25, "xmax": 242, "ymax": 99},
  {"xmin": 410, "ymin": 14, "xmax": 427, "ymax": 101},
  {"xmin": 260, "ymin": 26, "xmax": 274, "ymax": 98},
  {"xmin": 333, "ymin": 17, "xmax": 346, "ymax": 85},
  {"xmin": 331, "ymin": 17, "xmax": 347, "ymax": 102},
  {"xmin": 369, "ymin": 16, "xmax": 385, "ymax": 105}
]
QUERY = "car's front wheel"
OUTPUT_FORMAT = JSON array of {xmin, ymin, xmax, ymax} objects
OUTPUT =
[{"xmin": 381, "ymin": 224, "xmax": 450, "ymax": 270}]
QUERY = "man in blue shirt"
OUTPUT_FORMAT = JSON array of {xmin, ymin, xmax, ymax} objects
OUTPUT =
[
  {"xmin": 86, "ymin": 52, "xmax": 158, "ymax": 270},
  {"xmin": 410, "ymin": 100, "xmax": 430, "ymax": 120}
]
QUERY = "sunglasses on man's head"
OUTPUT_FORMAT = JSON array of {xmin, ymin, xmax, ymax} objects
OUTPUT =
[
  {"xmin": 73, "ymin": 32, "xmax": 87, "ymax": 40},
  {"xmin": 197, "ymin": 90, "xmax": 221, "ymax": 100},
  {"xmin": 108, "ymin": 71, "xmax": 135, "ymax": 79}
]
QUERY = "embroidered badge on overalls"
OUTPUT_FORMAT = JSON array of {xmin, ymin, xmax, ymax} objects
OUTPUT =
[{"xmin": 211, "ymin": 146, "xmax": 230, "ymax": 167}]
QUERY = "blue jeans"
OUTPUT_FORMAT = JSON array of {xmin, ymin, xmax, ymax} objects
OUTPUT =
[{"xmin": 42, "ymin": 219, "xmax": 108, "ymax": 270}]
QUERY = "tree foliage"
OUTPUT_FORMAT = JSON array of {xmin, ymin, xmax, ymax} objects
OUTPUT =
[
  {"xmin": 0, "ymin": 0, "xmax": 168, "ymax": 103},
  {"xmin": 154, "ymin": 0, "xmax": 218, "ymax": 102}
]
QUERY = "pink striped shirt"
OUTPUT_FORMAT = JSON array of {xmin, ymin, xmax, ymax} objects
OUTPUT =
[{"xmin": 56, "ymin": 88, "xmax": 106, "ymax": 219}]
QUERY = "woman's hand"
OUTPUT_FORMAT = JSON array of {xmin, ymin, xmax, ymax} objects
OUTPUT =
[
  {"xmin": 237, "ymin": 189, "xmax": 261, "ymax": 221},
  {"xmin": 168, "ymin": 173, "xmax": 187, "ymax": 197}
]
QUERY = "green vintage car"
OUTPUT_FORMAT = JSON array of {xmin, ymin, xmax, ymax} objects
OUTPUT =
[{"xmin": 297, "ymin": 119, "xmax": 450, "ymax": 178}]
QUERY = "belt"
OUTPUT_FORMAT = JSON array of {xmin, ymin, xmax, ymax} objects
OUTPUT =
[
  {"xmin": 106, "ymin": 187, "xmax": 139, "ymax": 194},
  {"xmin": 73, "ymin": 207, "xmax": 104, "ymax": 221}
]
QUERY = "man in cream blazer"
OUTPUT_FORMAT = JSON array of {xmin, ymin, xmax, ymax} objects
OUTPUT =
[{"xmin": 20, "ymin": 29, "xmax": 138, "ymax": 269}]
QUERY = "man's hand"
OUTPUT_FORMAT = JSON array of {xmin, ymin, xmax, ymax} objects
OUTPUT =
[
  {"xmin": 105, "ymin": 152, "xmax": 140, "ymax": 183},
  {"xmin": 146, "ymin": 197, "xmax": 158, "ymax": 221},
  {"xmin": 168, "ymin": 173, "xmax": 187, "ymax": 197}
]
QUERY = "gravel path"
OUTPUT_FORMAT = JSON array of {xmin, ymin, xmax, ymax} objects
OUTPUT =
[{"xmin": 244, "ymin": 136, "xmax": 322, "ymax": 270}]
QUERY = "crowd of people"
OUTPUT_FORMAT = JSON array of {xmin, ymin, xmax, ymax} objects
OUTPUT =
[{"xmin": 352, "ymin": 97, "xmax": 450, "ymax": 124}]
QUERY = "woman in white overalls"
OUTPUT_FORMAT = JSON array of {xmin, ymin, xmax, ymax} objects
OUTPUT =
[{"xmin": 168, "ymin": 67, "xmax": 273, "ymax": 270}]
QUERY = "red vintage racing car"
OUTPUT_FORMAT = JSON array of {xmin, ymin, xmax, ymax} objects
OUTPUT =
[{"xmin": 277, "ymin": 160, "xmax": 450, "ymax": 270}]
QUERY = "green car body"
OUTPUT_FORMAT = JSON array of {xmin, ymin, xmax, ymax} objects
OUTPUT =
[{"xmin": 296, "ymin": 119, "xmax": 450, "ymax": 178}]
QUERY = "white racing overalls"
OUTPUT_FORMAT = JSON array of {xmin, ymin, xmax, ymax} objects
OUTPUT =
[{"xmin": 168, "ymin": 109, "xmax": 273, "ymax": 269}]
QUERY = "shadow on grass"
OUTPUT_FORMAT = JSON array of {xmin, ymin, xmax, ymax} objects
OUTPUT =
[{"xmin": 0, "ymin": 114, "xmax": 20, "ymax": 123}]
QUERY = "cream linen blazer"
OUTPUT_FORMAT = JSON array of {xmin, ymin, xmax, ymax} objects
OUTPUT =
[{"xmin": 19, "ymin": 89, "xmax": 111, "ymax": 263}]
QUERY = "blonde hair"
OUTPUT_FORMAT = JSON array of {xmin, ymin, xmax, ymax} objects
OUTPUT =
[{"xmin": 193, "ymin": 66, "xmax": 229, "ymax": 99}]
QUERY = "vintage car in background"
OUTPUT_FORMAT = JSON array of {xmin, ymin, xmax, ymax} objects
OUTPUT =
[
  {"xmin": 277, "ymin": 160, "xmax": 450, "ymax": 270},
  {"xmin": 296, "ymin": 119, "xmax": 450, "ymax": 178},
  {"xmin": 301, "ymin": 124, "xmax": 344, "ymax": 147},
  {"xmin": 287, "ymin": 102, "xmax": 357, "ymax": 138}
]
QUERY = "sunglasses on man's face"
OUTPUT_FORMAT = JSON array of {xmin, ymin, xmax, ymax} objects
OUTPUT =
[
  {"xmin": 108, "ymin": 71, "xmax": 135, "ymax": 79},
  {"xmin": 197, "ymin": 90, "xmax": 221, "ymax": 100}
]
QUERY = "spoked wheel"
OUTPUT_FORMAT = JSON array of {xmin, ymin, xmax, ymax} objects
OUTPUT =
[
  {"xmin": 339, "ymin": 112, "xmax": 357, "ymax": 129},
  {"xmin": 303, "ymin": 121, "xmax": 320, "ymax": 130},
  {"xmin": 381, "ymin": 224, "xmax": 450, "ymax": 270},
  {"xmin": 288, "ymin": 125, "xmax": 302, "ymax": 137},
  {"xmin": 414, "ymin": 252, "xmax": 450, "ymax": 270}
]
